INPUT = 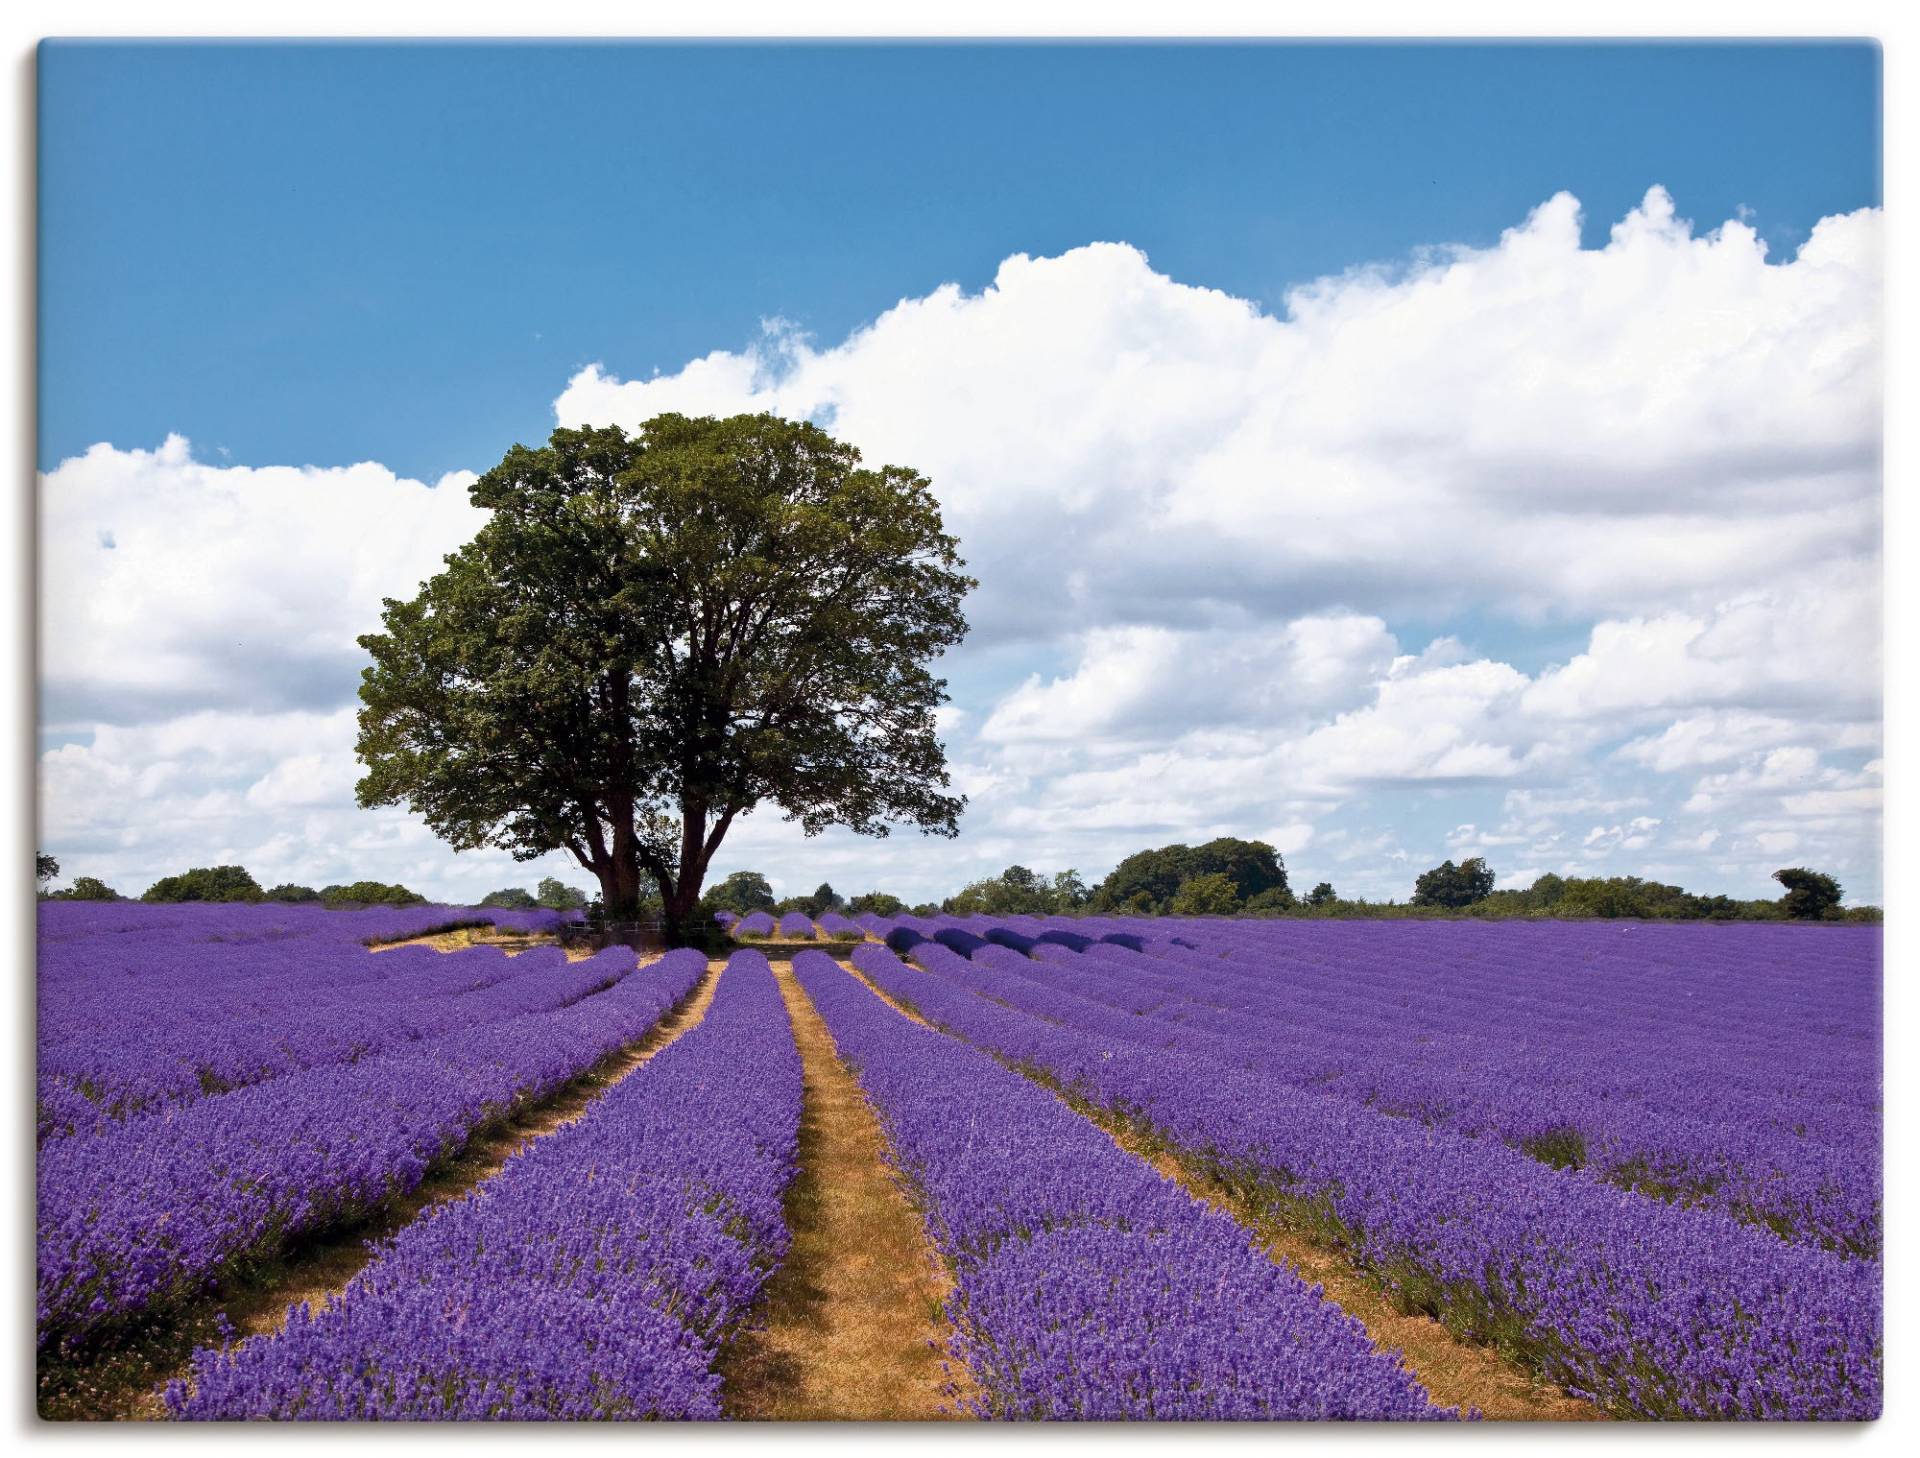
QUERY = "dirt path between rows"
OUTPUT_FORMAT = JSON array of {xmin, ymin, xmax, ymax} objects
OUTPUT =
[
  {"xmin": 719, "ymin": 962, "xmax": 973, "ymax": 1420},
  {"xmin": 834, "ymin": 957, "xmax": 1602, "ymax": 1423},
  {"xmin": 369, "ymin": 925, "xmax": 598, "ymax": 960},
  {"xmin": 48, "ymin": 956, "xmax": 724, "ymax": 1422}
]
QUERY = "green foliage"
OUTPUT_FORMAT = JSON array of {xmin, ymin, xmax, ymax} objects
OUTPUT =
[
  {"xmin": 37, "ymin": 853, "xmax": 59, "ymax": 889},
  {"xmin": 705, "ymin": 870, "xmax": 777, "ymax": 915},
  {"xmin": 1471, "ymin": 873, "xmax": 1785, "ymax": 922},
  {"xmin": 945, "ymin": 865, "xmax": 1090, "ymax": 916},
  {"xmin": 1411, "ymin": 857, "xmax": 1496, "ymax": 909},
  {"xmin": 264, "ymin": 883, "xmax": 320, "ymax": 903},
  {"xmin": 142, "ymin": 865, "xmax": 264, "ymax": 904},
  {"xmin": 354, "ymin": 414, "xmax": 973, "ymax": 944},
  {"xmin": 1169, "ymin": 871, "xmax": 1243, "ymax": 916},
  {"xmin": 479, "ymin": 887, "xmax": 538, "ymax": 909},
  {"xmin": 766, "ymin": 881, "xmax": 850, "ymax": 919},
  {"xmin": 535, "ymin": 876, "xmax": 589, "ymax": 911},
  {"xmin": 319, "ymin": 880, "xmax": 426, "ymax": 908},
  {"xmin": 848, "ymin": 891, "xmax": 905, "ymax": 916},
  {"xmin": 47, "ymin": 875, "xmax": 120, "ymax": 901},
  {"xmin": 1775, "ymin": 866, "xmax": 1844, "ymax": 921},
  {"xmin": 1091, "ymin": 837, "xmax": 1288, "ymax": 915},
  {"xmin": 1242, "ymin": 885, "xmax": 1298, "ymax": 915},
  {"xmin": 950, "ymin": 847, "xmax": 1872, "ymax": 925}
]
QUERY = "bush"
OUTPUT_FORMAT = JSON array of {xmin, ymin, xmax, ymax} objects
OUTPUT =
[
  {"xmin": 263, "ymin": 883, "xmax": 320, "ymax": 903},
  {"xmin": 1169, "ymin": 872, "xmax": 1243, "ymax": 917},
  {"xmin": 320, "ymin": 880, "xmax": 426, "ymax": 908},
  {"xmin": 848, "ymin": 891, "xmax": 905, "ymax": 916},
  {"xmin": 47, "ymin": 875, "xmax": 121, "ymax": 901},
  {"xmin": 142, "ymin": 865, "xmax": 264, "ymax": 903},
  {"xmin": 1242, "ymin": 885, "xmax": 1297, "ymax": 915},
  {"xmin": 945, "ymin": 866, "xmax": 1089, "ymax": 916},
  {"xmin": 480, "ymin": 887, "xmax": 538, "ymax": 909}
]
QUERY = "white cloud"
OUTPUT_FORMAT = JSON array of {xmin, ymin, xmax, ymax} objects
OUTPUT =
[
  {"xmin": 559, "ymin": 188, "xmax": 1879, "ymax": 643},
  {"xmin": 1524, "ymin": 567, "xmax": 1879, "ymax": 725},
  {"xmin": 37, "ymin": 189, "xmax": 1884, "ymax": 906},
  {"xmin": 1615, "ymin": 710, "xmax": 1876, "ymax": 772},
  {"xmin": 40, "ymin": 435, "xmax": 485, "ymax": 726},
  {"xmin": 979, "ymin": 615, "xmax": 1395, "ymax": 744}
]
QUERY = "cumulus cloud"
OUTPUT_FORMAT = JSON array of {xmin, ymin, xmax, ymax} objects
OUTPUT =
[
  {"xmin": 979, "ymin": 615, "xmax": 1395, "ymax": 744},
  {"xmin": 558, "ymin": 187, "xmax": 1879, "ymax": 642},
  {"xmin": 40, "ymin": 435, "xmax": 485, "ymax": 726},
  {"xmin": 38, "ymin": 189, "xmax": 1884, "ymax": 904}
]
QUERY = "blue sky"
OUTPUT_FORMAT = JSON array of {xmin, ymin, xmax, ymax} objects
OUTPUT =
[
  {"xmin": 37, "ymin": 42, "xmax": 1885, "ymax": 905},
  {"xmin": 40, "ymin": 41, "xmax": 1878, "ymax": 481}
]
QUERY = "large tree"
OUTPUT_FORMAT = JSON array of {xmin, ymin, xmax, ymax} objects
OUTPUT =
[{"xmin": 356, "ymin": 414, "xmax": 972, "ymax": 942}]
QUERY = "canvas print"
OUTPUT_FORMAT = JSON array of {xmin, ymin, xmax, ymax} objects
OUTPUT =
[{"xmin": 34, "ymin": 39, "xmax": 1882, "ymax": 1422}]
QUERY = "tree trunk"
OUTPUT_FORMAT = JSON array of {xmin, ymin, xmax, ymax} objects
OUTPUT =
[
  {"xmin": 593, "ymin": 859, "xmax": 645, "ymax": 922},
  {"xmin": 660, "ymin": 802, "xmax": 713, "ymax": 947}
]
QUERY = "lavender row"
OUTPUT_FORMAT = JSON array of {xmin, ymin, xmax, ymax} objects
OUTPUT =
[
  {"xmin": 169, "ymin": 949, "xmax": 802, "ymax": 1420},
  {"xmin": 38, "ymin": 901, "xmax": 578, "ymax": 1141},
  {"xmin": 1007, "ymin": 928, "xmax": 1870, "ymax": 1254},
  {"xmin": 857, "ymin": 939, "xmax": 1880, "ymax": 1419},
  {"xmin": 790, "ymin": 949, "xmax": 1447, "ymax": 1420},
  {"xmin": 38, "ymin": 947, "xmax": 708, "ymax": 1352},
  {"xmin": 39, "ymin": 946, "xmax": 622, "ymax": 1144},
  {"xmin": 876, "ymin": 914, "xmax": 1880, "ymax": 1254}
]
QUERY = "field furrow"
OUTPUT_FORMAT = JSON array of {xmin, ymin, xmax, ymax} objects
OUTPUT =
[
  {"xmin": 719, "ymin": 961, "xmax": 972, "ymax": 1419},
  {"xmin": 169, "ymin": 949, "xmax": 803, "ymax": 1419},
  {"xmin": 846, "ymin": 932, "xmax": 1881, "ymax": 1419},
  {"xmin": 38, "ymin": 947, "xmax": 710, "ymax": 1353},
  {"xmin": 790, "ymin": 949, "xmax": 1451, "ymax": 1420},
  {"xmin": 38, "ymin": 955, "xmax": 725, "ymax": 1421}
]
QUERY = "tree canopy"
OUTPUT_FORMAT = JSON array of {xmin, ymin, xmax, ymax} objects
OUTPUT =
[
  {"xmin": 1775, "ymin": 867, "xmax": 1844, "ymax": 921},
  {"xmin": 355, "ymin": 414, "xmax": 972, "ymax": 941},
  {"xmin": 704, "ymin": 871, "xmax": 777, "ymax": 916},
  {"xmin": 480, "ymin": 887, "xmax": 538, "ymax": 910},
  {"xmin": 142, "ymin": 865, "xmax": 264, "ymax": 903},
  {"xmin": 319, "ymin": 880, "xmax": 425, "ymax": 908},
  {"xmin": 535, "ymin": 877, "xmax": 589, "ymax": 912},
  {"xmin": 945, "ymin": 865, "xmax": 1089, "ymax": 917},
  {"xmin": 1091, "ymin": 838, "xmax": 1287, "ymax": 915},
  {"xmin": 1169, "ymin": 871, "xmax": 1242, "ymax": 916},
  {"xmin": 47, "ymin": 875, "xmax": 120, "ymax": 902},
  {"xmin": 1410, "ymin": 857, "xmax": 1496, "ymax": 909}
]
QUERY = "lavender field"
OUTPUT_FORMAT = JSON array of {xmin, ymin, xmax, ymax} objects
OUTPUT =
[{"xmin": 36, "ymin": 902, "xmax": 1881, "ymax": 1420}]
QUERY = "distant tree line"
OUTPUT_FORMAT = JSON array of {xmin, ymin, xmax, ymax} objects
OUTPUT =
[
  {"xmin": 35, "ymin": 859, "xmax": 430, "ymax": 908},
  {"xmin": 36, "ymin": 847, "xmax": 1876, "ymax": 925},
  {"xmin": 700, "ymin": 843, "xmax": 1873, "ymax": 925}
]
